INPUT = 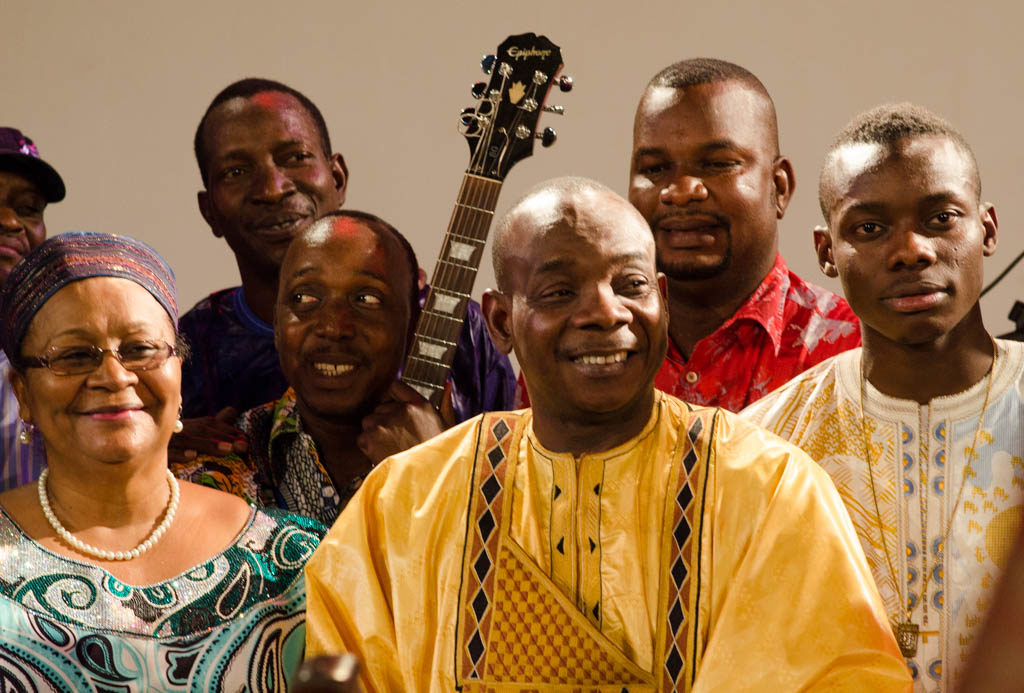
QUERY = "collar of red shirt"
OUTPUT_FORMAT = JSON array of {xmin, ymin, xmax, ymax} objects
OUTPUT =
[{"xmin": 669, "ymin": 253, "xmax": 790, "ymax": 359}]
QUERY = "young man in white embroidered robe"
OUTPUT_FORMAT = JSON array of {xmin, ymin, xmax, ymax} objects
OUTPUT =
[
  {"xmin": 304, "ymin": 177, "xmax": 911, "ymax": 691},
  {"xmin": 743, "ymin": 104, "xmax": 1024, "ymax": 692}
]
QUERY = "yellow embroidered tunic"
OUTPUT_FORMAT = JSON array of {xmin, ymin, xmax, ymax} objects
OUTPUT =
[
  {"xmin": 743, "ymin": 340, "xmax": 1024, "ymax": 692},
  {"xmin": 306, "ymin": 391, "xmax": 910, "ymax": 692}
]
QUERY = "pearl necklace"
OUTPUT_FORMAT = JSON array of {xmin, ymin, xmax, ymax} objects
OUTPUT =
[{"xmin": 38, "ymin": 468, "xmax": 180, "ymax": 561}]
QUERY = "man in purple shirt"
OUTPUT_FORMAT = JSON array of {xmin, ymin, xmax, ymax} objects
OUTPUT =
[
  {"xmin": 0, "ymin": 127, "xmax": 65, "ymax": 489},
  {"xmin": 177, "ymin": 79, "xmax": 515, "ymax": 455}
]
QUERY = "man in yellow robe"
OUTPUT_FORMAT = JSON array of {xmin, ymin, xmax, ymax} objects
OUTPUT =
[
  {"xmin": 305, "ymin": 177, "xmax": 911, "ymax": 691},
  {"xmin": 742, "ymin": 104, "xmax": 1023, "ymax": 692}
]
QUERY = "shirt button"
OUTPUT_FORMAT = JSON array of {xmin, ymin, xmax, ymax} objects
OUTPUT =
[{"xmin": 685, "ymin": 371, "xmax": 698, "ymax": 384}]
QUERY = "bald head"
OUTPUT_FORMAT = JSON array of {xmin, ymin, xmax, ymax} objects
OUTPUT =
[
  {"xmin": 483, "ymin": 176, "xmax": 667, "ymax": 452},
  {"xmin": 492, "ymin": 176, "xmax": 653, "ymax": 293}
]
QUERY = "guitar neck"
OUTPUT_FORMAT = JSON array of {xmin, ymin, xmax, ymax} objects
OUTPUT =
[{"xmin": 402, "ymin": 173, "xmax": 504, "ymax": 407}]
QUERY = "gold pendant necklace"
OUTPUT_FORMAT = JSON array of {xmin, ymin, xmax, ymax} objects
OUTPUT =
[
  {"xmin": 894, "ymin": 622, "xmax": 920, "ymax": 659},
  {"xmin": 858, "ymin": 339, "xmax": 996, "ymax": 659}
]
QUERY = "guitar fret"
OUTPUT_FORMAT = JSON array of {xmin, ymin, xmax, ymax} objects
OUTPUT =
[
  {"xmin": 407, "ymin": 354, "xmax": 449, "ymax": 368},
  {"xmin": 449, "ymin": 217, "xmax": 492, "ymax": 240},
  {"xmin": 434, "ymin": 262, "xmax": 478, "ymax": 286},
  {"xmin": 454, "ymin": 202, "xmax": 496, "ymax": 215},
  {"xmin": 405, "ymin": 379, "xmax": 443, "ymax": 401},
  {"xmin": 447, "ymin": 228, "xmax": 488, "ymax": 244},
  {"xmin": 447, "ymin": 232, "xmax": 486, "ymax": 246},
  {"xmin": 463, "ymin": 173, "xmax": 501, "ymax": 184},
  {"xmin": 404, "ymin": 363, "xmax": 453, "ymax": 384},
  {"xmin": 404, "ymin": 360, "xmax": 455, "ymax": 383},
  {"xmin": 413, "ymin": 335, "xmax": 458, "ymax": 347},
  {"xmin": 438, "ymin": 257, "xmax": 479, "ymax": 269},
  {"xmin": 415, "ymin": 325, "xmax": 463, "ymax": 345},
  {"xmin": 417, "ymin": 313, "xmax": 465, "ymax": 335},
  {"xmin": 420, "ymin": 309, "xmax": 466, "ymax": 324},
  {"xmin": 431, "ymin": 286, "xmax": 471, "ymax": 299}
]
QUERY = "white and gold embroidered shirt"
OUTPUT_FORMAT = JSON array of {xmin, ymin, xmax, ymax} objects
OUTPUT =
[{"xmin": 743, "ymin": 340, "xmax": 1024, "ymax": 692}]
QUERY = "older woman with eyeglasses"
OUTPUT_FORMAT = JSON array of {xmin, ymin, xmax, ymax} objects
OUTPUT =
[{"xmin": 0, "ymin": 232, "xmax": 324, "ymax": 691}]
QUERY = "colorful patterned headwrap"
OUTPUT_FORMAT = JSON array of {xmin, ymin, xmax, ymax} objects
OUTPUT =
[{"xmin": 0, "ymin": 232, "xmax": 178, "ymax": 362}]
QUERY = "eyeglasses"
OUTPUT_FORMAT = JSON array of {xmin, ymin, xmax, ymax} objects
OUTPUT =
[{"xmin": 22, "ymin": 340, "xmax": 179, "ymax": 376}]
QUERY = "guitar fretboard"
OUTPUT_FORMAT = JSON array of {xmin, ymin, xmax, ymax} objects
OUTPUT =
[{"xmin": 402, "ymin": 173, "xmax": 503, "ymax": 406}]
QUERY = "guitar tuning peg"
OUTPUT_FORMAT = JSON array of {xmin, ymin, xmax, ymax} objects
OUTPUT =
[
  {"xmin": 471, "ymin": 82, "xmax": 487, "ymax": 99},
  {"xmin": 542, "ymin": 105, "xmax": 565, "ymax": 115},
  {"xmin": 558, "ymin": 75, "xmax": 574, "ymax": 92},
  {"xmin": 536, "ymin": 127, "xmax": 557, "ymax": 147},
  {"xmin": 459, "ymin": 107, "xmax": 479, "ymax": 135},
  {"xmin": 481, "ymin": 54, "xmax": 495, "ymax": 74}
]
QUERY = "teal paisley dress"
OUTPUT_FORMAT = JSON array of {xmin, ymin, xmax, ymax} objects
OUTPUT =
[{"xmin": 0, "ymin": 506, "xmax": 325, "ymax": 691}]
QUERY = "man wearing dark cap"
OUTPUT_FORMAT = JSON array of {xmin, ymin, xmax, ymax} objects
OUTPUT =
[{"xmin": 0, "ymin": 127, "xmax": 65, "ymax": 490}]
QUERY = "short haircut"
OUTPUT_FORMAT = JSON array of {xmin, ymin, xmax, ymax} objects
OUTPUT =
[
  {"xmin": 313, "ymin": 209, "xmax": 421, "ymax": 320},
  {"xmin": 819, "ymin": 102, "xmax": 980, "ymax": 217},
  {"xmin": 492, "ymin": 176, "xmax": 619, "ymax": 292},
  {"xmin": 644, "ymin": 58, "xmax": 779, "ymax": 153},
  {"xmin": 194, "ymin": 78, "xmax": 333, "ymax": 186},
  {"xmin": 648, "ymin": 57, "xmax": 772, "ymax": 100}
]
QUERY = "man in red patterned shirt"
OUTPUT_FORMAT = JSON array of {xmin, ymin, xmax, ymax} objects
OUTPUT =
[{"xmin": 626, "ymin": 58, "xmax": 860, "ymax": 411}]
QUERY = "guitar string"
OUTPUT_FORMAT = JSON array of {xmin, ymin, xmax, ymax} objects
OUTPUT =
[
  {"xmin": 414, "ymin": 177, "xmax": 485, "ymax": 384},
  {"xmin": 411, "ymin": 178, "xmax": 491, "ymax": 382},
  {"xmin": 409, "ymin": 175, "xmax": 491, "ymax": 383},
  {"xmin": 409, "ymin": 68, "xmax": 544, "ymax": 386},
  {"xmin": 407, "ymin": 174, "xmax": 469, "ymax": 383}
]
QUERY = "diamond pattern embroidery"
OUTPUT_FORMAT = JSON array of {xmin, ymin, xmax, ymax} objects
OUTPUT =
[
  {"xmin": 472, "ymin": 588, "xmax": 489, "ymax": 621},
  {"xmin": 468, "ymin": 631, "xmax": 486, "ymax": 665},
  {"xmin": 492, "ymin": 419, "xmax": 510, "ymax": 441},
  {"xmin": 474, "ymin": 552, "xmax": 492, "ymax": 582},
  {"xmin": 478, "ymin": 509, "xmax": 495, "ymax": 542},
  {"xmin": 459, "ymin": 415, "xmax": 515, "ymax": 681},
  {"xmin": 687, "ymin": 417, "xmax": 703, "ymax": 443},
  {"xmin": 481, "ymin": 476, "xmax": 501, "ymax": 504},
  {"xmin": 487, "ymin": 446, "xmax": 505, "ymax": 470},
  {"xmin": 668, "ymin": 600, "xmax": 685, "ymax": 632},
  {"xmin": 662, "ymin": 412, "xmax": 706, "ymax": 692},
  {"xmin": 670, "ymin": 556, "xmax": 687, "ymax": 588},
  {"xmin": 666, "ymin": 646, "xmax": 684, "ymax": 681},
  {"xmin": 682, "ymin": 449, "xmax": 698, "ymax": 475}
]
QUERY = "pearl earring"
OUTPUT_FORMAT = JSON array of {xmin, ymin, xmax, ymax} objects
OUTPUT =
[
  {"xmin": 173, "ymin": 418, "xmax": 184, "ymax": 434},
  {"xmin": 18, "ymin": 421, "xmax": 33, "ymax": 445}
]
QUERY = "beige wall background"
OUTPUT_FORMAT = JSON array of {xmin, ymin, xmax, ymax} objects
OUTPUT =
[{"xmin": 7, "ymin": 0, "xmax": 1023, "ymax": 338}]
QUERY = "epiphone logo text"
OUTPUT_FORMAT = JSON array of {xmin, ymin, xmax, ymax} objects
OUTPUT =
[{"xmin": 507, "ymin": 46, "xmax": 552, "ymax": 61}]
